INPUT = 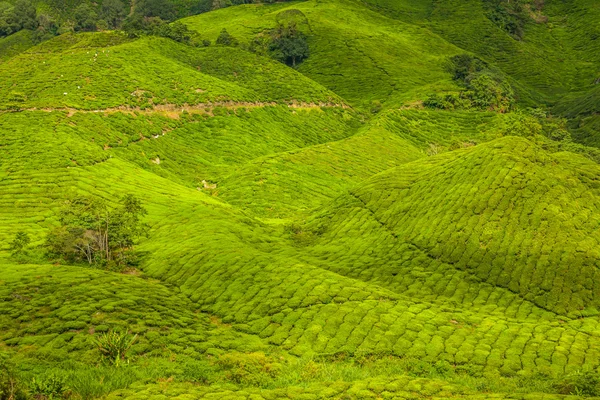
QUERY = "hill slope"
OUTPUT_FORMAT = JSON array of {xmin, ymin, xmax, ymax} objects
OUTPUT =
[{"xmin": 2, "ymin": 0, "xmax": 600, "ymax": 398}]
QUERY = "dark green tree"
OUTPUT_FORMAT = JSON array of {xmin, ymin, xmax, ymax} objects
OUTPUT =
[
  {"xmin": 135, "ymin": 0, "xmax": 175, "ymax": 21},
  {"xmin": 101, "ymin": 0, "xmax": 126, "ymax": 29},
  {"xmin": 12, "ymin": 0, "xmax": 37, "ymax": 30},
  {"xmin": 449, "ymin": 54, "xmax": 487, "ymax": 82},
  {"xmin": 269, "ymin": 22, "xmax": 308, "ymax": 67},
  {"xmin": 74, "ymin": 3, "xmax": 98, "ymax": 32},
  {"xmin": 9, "ymin": 231, "xmax": 30, "ymax": 256},
  {"xmin": 0, "ymin": 3, "xmax": 17, "ymax": 37},
  {"xmin": 34, "ymin": 13, "xmax": 58, "ymax": 42},
  {"xmin": 154, "ymin": 21, "xmax": 195, "ymax": 43}
]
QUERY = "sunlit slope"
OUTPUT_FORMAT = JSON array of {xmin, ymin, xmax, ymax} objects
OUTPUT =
[
  {"xmin": 0, "ymin": 106, "xmax": 357, "ymax": 246},
  {"xmin": 107, "ymin": 378, "xmax": 577, "ymax": 399},
  {"xmin": 137, "ymin": 184, "xmax": 600, "ymax": 379},
  {"xmin": 361, "ymin": 0, "xmax": 600, "ymax": 103},
  {"xmin": 300, "ymin": 136, "xmax": 600, "ymax": 316},
  {"xmin": 552, "ymin": 85, "xmax": 600, "ymax": 148},
  {"xmin": 216, "ymin": 109, "xmax": 509, "ymax": 217},
  {"xmin": 0, "ymin": 264, "xmax": 265, "ymax": 362},
  {"xmin": 0, "ymin": 29, "xmax": 35, "ymax": 63},
  {"xmin": 182, "ymin": 0, "xmax": 462, "ymax": 108},
  {"xmin": 0, "ymin": 33, "xmax": 343, "ymax": 110}
]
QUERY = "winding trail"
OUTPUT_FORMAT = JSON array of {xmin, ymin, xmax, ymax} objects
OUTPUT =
[{"xmin": 2, "ymin": 101, "xmax": 350, "ymax": 118}]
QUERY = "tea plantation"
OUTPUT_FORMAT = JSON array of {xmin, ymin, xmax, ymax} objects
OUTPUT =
[{"xmin": 2, "ymin": 0, "xmax": 600, "ymax": 398}]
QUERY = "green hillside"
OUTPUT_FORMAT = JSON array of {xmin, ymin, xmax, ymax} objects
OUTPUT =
[{"xmin": 3, "ymin": 0, "xmax": 600, "ymax": 398}]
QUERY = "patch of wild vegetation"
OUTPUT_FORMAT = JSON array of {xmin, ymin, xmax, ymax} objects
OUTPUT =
[
  {"xmin": 424, "ymin": 54, "xmax": 514, "ymax": 112},
  {"xmin": 482, "ymin": 0, "xmax": 547, "ymax": 40},
  {"xmin": 10, "ymin": 195, "xmax": 147, "ymax": 271},
  {"xmin": 45, "ymin": 195, "xmax": 147, "ymax": 270}
]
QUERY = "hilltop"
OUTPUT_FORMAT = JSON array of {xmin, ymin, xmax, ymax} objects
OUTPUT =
[{"xmin": 2, "ymin": 0, "xmax": 600, "ymax": 399}]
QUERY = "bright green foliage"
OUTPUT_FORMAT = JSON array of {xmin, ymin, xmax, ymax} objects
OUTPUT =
[
  {"xmin": 215, "ymin": 352, "xmax": 282, "ymax": 386},
  {"xmin": 180, "ymin": 0, "xmax": 462, "ymax": 108},
  {"xmin": 2, "ymin": 0, "xmax": 600, "ymax": 399},
  {"xmin": 30, "ymin": 373, "xmax": 69, "ymax": 399}
]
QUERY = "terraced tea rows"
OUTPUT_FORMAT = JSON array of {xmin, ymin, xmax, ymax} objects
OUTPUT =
[{"xmin": 3, "ymin": 0, "xmax": 600, "ymax": 398}]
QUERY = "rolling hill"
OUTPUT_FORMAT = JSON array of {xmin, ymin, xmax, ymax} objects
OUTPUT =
[{"xmin": 2, "ymin": 0, "xmax": 600, "ymax": 399}]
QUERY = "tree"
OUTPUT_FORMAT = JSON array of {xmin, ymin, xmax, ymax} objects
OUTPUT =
[
  {"xmin": 101, "ymin": 0, "xmax": 125, "ymax": 29},
  {"xmin": 12, "ymin": 0, "xmax": 37, "ymax": 30},
  {"xmin": 9, "ymin": 231, "xmax": 30, "ymax": 256},
  {"xmin": 449, "ymin": 54, "xmax": 487, "ymax": 82},
  {"xmin": 269, "ymin": 22, "xmax": 309, "ymax": 67},
  {"xmin": 34, "ymin": 13, "xmax": 59, "ymax": 42},
  {"xmin": 135, "ymin": 0, "xmax": 175, "ymax": 21},
  {"xmin": 0, "ymin": 2, "xmax": 17, "ymax": 37},
  {"xmin": 45, "ymin": 194, "xmax": 147, "ymax": 269},
  {"xmin": 74, "ymin": 3, "xmax": 98, "ymax": 32}
]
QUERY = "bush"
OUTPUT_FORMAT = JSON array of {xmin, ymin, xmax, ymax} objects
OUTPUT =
[
  {"xmin": 428, "ymin": 55, "xmax": 514, "ymax": 112},
  {"xmin": 498, "ymin": 112, "xmax": 542, "ymax": 137},
  {"xmin": 466, "ymin": 72, "xmax": 514, "ymax": 112},
  {"xmin": 216, "ymin": 28, "xmax": 238, "ymax": 46},
  {"xmin": 181, "ymin": 361, "xmax": 213, "ymax": 384},
  {"xmin": 214, "ymin": 352, "xmax": 282, "ymax": 386},
  {"xmin": 448, "ymin": 54, "xmax": 488, "ymax": 82}
]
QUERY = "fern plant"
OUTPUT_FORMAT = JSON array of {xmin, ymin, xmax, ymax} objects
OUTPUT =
[{"xmin": 95, "ymin": 330, "xmax": 138, "ymax": 367}]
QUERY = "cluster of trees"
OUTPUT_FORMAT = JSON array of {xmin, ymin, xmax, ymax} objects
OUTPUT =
[
  {"xmin": 0, "ymin": 0, "xmax": 48, "ymax": 40},
  {"xmin": 45, "ymin": 194, "xmax": 147, "ymax": 270},
  {"xmin": 10, "ymin": 194, "xmax": 148, "ymax": 271},
  {"xmin": 0, "ymin": 0, "xmax": 127, "ymax": 41},
  {"xmin": 424, "ymin": 54, "xmax": 514, "ymax": 112},
  {"xmin": 244, "ymin": 11, "xmax": 310, "ymax": 68},
  {"xmin": 0, "ymin": 0, "xmax": 300, "ymax": 41},
  {"xmin": 0, "ymin": 0, "xmax": 196, "ymax": 41},
  {"xmin": 0, "ymin": 0, "xmax": 309, "ymax": 58}
]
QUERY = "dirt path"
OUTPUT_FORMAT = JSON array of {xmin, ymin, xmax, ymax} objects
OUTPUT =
[{"xmin": 3, "ymin": 101, "xmax": 350, "ymax": 118}]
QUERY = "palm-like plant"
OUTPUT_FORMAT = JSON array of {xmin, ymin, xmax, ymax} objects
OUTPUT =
[{"xmin": 95, "ymin": 330, "xmax": 138, "ymax": 367}]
